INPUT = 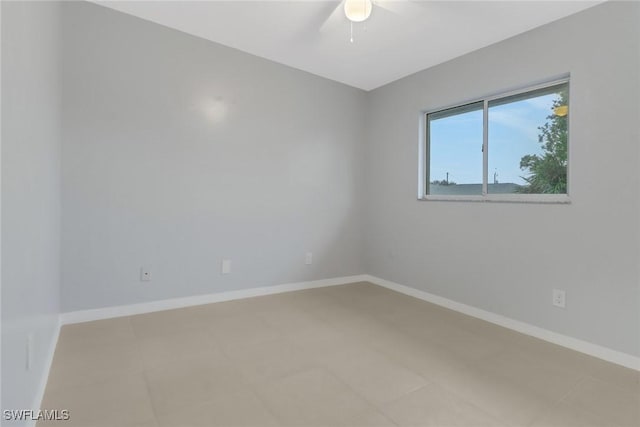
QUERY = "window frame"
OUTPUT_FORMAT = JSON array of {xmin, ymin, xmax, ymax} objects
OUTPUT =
[{"xmin": 418, "ymin": 76, "xmax": 571, "ymax": 204}]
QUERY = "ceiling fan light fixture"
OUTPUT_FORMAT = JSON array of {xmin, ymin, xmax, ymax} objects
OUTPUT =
[{"xmin": 344, "ymin": 0, "xmax": 373, "ymax": 23}]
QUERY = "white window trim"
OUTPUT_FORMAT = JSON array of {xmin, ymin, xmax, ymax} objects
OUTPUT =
[{"xmin": 418, "ymin": 76, "xmax": 571, "ymax": 204}]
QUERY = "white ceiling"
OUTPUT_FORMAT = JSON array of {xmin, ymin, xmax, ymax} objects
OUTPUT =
[{"xmin": 93, "ymin": 0, "xmax": 603, "ymax": 91}]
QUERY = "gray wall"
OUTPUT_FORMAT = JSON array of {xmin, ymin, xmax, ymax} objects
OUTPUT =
[
  {"xmin": 4, "ymin": 5, "xmax": 635, "ymax": 408},
  {"xmin": 1, "ymin": 0, "xmax": 62, "ymax": 419},
  {"xmin": 364, "ymin": 1, "xmax": 640, "ymax": 356},
  {"xmin": 60, "ymin": 2, "xmax": 367, "ymax": 312}
]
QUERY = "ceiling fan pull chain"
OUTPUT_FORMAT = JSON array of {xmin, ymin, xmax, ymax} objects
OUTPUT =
[{"xmin": 350, "ymin": 21, "xmax": 354, "ymax": 43}]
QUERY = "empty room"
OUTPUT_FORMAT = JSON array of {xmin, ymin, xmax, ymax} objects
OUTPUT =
[{"xmin": 1, "ymin": 0, "xmax": 639, "ymax": 426}]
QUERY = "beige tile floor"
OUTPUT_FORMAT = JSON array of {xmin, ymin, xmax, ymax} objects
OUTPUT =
[{"xmin": 40, "ymin": 282, "xmax": 640, "ymax": 427}]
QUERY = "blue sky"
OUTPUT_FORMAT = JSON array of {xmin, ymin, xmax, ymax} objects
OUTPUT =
[{"xmin": 429, "ymin": 93, "xmax": 558, "ymax": 185}]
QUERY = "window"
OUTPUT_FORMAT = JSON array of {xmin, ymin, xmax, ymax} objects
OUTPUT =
[{"xmin": 423, "ymin": 78, "xmax": 569, "ymax": 202}]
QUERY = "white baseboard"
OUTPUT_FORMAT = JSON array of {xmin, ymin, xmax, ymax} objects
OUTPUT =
[
  {"xmin": 60, "ymin": 274, "xmax": 368, "ymax": 325},
  {"xmin": 363, "ymin": 275, "xmax": 640, "ymax": 371},
  {"xmin": 58, "ymin": 272, "xmax": 639, "ymax": 371},
  {"xmin": 30, "ymin": 317, "xmax": 61, "ymax": 426}
]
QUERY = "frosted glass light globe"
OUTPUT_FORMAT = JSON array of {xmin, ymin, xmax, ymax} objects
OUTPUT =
[{"xmin": 344, "ymin": 0, "xmax": 372, "ymax": 23}]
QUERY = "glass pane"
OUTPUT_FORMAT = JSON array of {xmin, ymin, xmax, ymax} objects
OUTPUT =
[
  {"xmin": 488, "ymin": 83, "xmax": 568, "ymax": 194},
  {"xmin": 428, "ymin": 102, "xmax": 483, "ymax": 196}
]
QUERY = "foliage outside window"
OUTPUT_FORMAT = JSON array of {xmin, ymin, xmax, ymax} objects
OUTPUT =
[{"xmin": 425, "ymin": 79, "xmax": 569, "ymax": 202}]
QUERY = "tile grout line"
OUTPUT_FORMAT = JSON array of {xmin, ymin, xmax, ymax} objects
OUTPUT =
[
  {"xmin": 525, "ymin": 375, "xmax": 589, "ymax": 427},
  {"xmin": 140, "ymin": 369, "xmax": 162, "ymax": 427}
]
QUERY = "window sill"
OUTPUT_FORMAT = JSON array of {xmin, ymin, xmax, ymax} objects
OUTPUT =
[{"xmin": 419, "ymin": 194, "xmax": 571, "ymax": 204}]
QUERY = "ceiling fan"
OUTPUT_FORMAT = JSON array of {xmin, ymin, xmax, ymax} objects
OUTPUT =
[{"xmin": 320, "ymin": 0, "xmax": 422, "ymax": 42}]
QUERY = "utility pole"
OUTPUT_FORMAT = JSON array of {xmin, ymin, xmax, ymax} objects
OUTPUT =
[{"xmin": 446, "ymin": 172, "xmax": 449, "ymax": 185}]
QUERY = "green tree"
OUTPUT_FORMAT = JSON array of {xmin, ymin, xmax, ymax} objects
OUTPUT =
[{"xmin": 516, "ymin": 90, "xmax": 568, "ymax": 194}]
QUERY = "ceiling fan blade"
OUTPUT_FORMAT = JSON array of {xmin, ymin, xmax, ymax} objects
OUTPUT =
[
  {"xmin": 319, "ymin": 1, "xmax": 347, "ymax": 33},
  {"xmin": 374, "ymin": 0, "xmax": 426, "ymax": 17}
]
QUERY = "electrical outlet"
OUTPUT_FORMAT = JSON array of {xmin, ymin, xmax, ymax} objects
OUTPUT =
[
  {"xmin": 305, "ymin": 252, "xmax": 313, "ymax": 265},
  {"xmin": 552, "ymin": 289, "xmax": 566, "ymax": 308},
  {"xmin": 140, "ymin": 266, "xmax": 152, "ymax": 282},
  {"xmin": 221, "ymin": 259, "xmax": 232, "ymax": 274}
]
